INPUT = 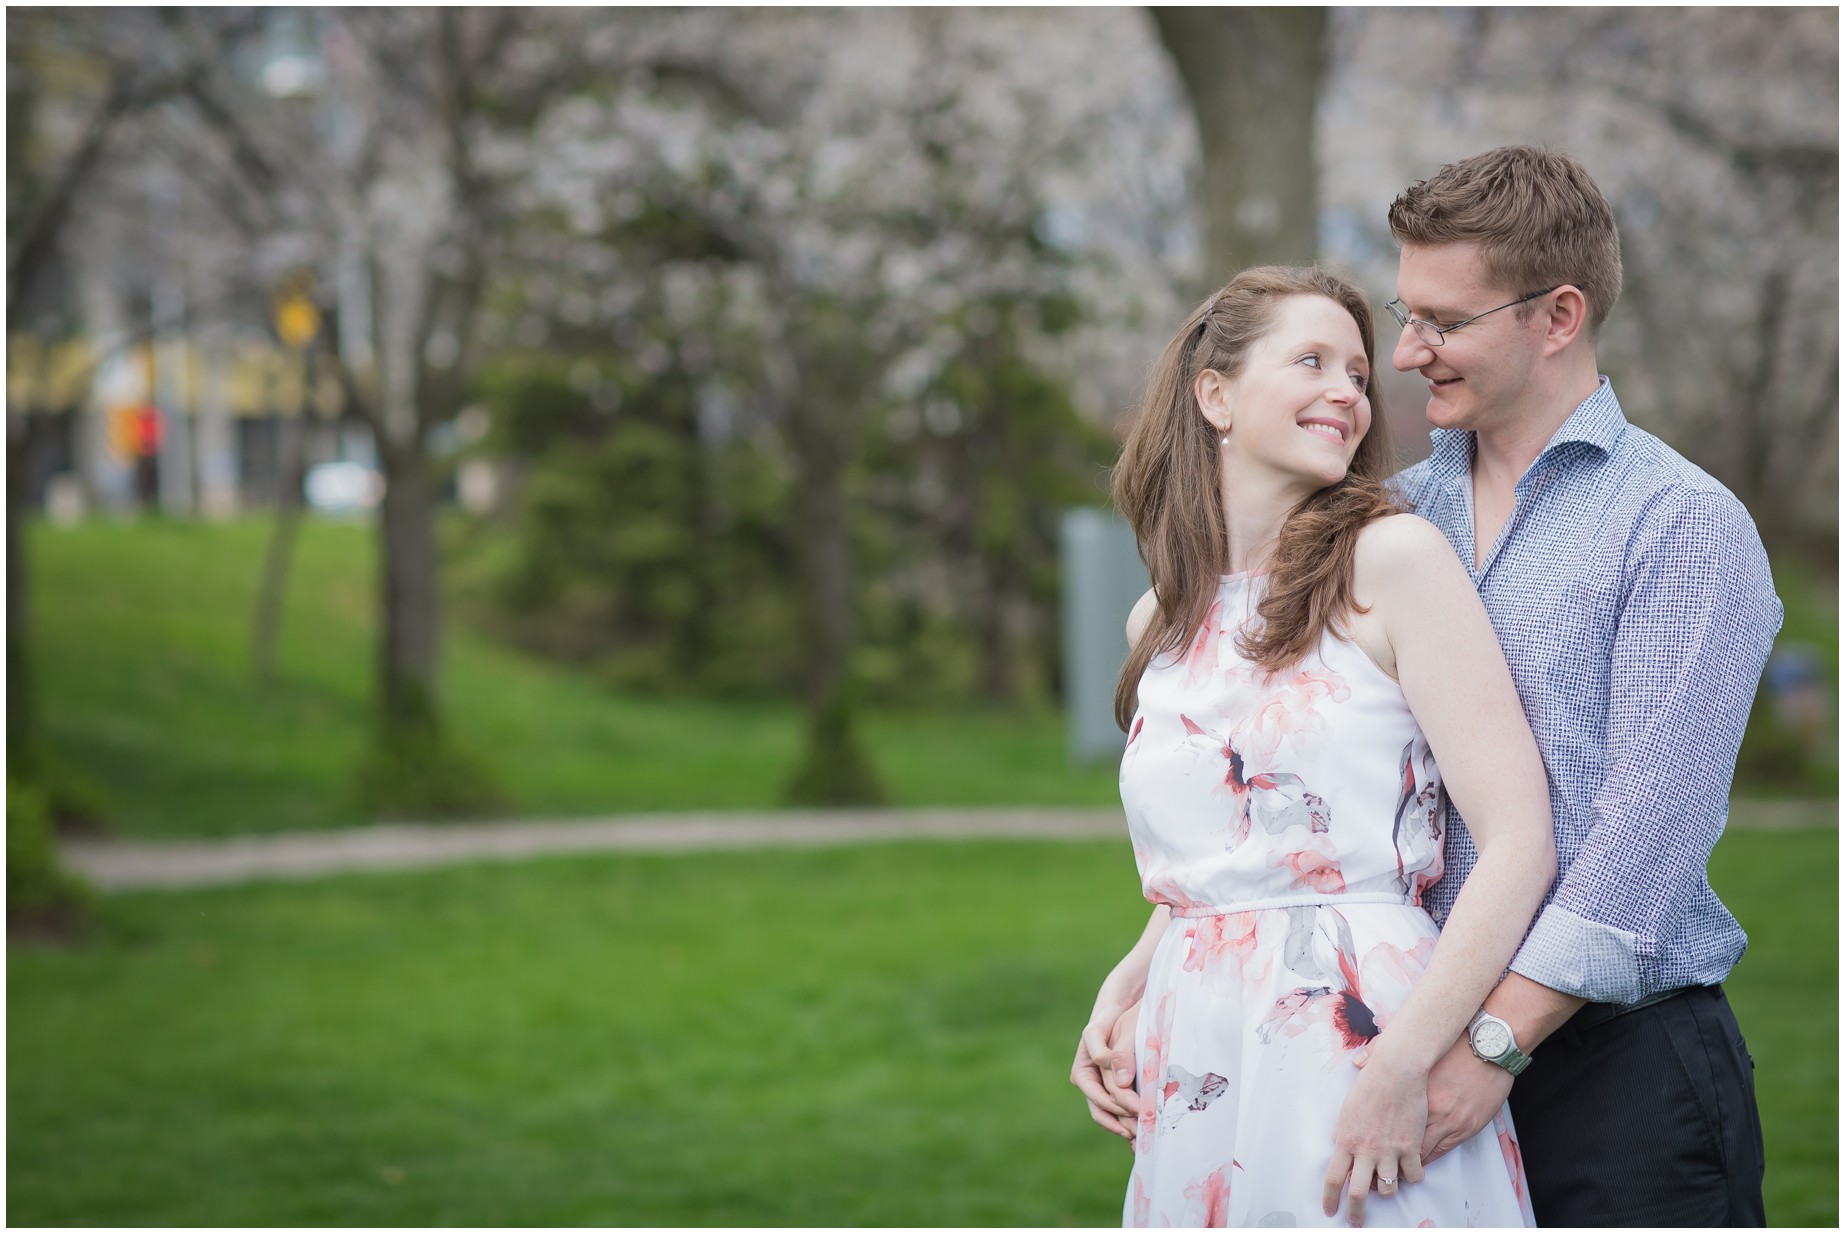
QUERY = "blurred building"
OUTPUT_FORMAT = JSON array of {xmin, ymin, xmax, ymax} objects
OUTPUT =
[{"xmin": 7, "ymin": 330, "xmax": 379, "ymax": 517}]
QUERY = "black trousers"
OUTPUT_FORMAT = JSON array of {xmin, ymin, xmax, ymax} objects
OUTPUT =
[{"xmin": 1507, "ymin": 984, "xmax": 1767, "ymax": 1227}]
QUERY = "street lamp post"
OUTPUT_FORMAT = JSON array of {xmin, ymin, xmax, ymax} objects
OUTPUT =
[{"xmin": 250, "ymin": 270, "xmax": 322, "ymax": 680}]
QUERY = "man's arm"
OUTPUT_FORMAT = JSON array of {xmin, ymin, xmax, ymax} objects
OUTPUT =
[
  {"xmin": 1421, "ymin": 488, "xmax": 1781, "ymax": 1160},
  {"xmin": 1508, "ymin": 489, "xmax": 1779, "ymax": 1003},
  {"xmin": 1419, "ymin": 974, "xmax": 1584, "ymax": 1163}
]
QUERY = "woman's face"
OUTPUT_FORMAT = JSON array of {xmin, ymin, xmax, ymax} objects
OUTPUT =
[{"xmin": 1208, "ymin": 294, "xmax": 1372, "ymax": 493}]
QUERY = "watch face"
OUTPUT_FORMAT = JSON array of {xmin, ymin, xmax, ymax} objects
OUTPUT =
[{"xmin": 1474, "ymin": 1021, "xmax": 1512, "ymax": 1057}]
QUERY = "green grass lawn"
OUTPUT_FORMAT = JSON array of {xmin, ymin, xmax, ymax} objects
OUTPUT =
[
  {"xmin": 27, "ymin": 517, "xmax": 1120, "ymax": 838},
  {"xmin": 1709, "ymin": 828, "xmax": 1840, "ymax": 1226},
  {"xmin": 8, "ymin": 830, "xmax": 1836, "ymax": 1226}
]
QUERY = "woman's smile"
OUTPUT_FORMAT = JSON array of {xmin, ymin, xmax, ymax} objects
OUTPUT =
[{"xmin": 1298, "ymin": 417, "xmax": 1349, "ymax": 442}]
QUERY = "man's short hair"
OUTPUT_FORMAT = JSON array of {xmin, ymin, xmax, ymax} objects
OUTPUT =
[{"xmin": 1388, "ymin": 145, "xmax": 1622, "ymax": 335}]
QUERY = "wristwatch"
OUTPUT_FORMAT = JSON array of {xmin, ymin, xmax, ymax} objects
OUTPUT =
[{"xmin": 1467, "ymin": 1009, "xmax": 1533, "ymax": 1075}]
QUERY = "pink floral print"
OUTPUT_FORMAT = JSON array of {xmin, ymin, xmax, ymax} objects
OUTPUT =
[
  {"xmin": 1182, "ymin": 911, "xmax": 1268, "ymax": 993},
  {"xmin": 1183, "ymin": 1167, "xmax": 1233, "ymax": 1228},
  {"xmin": 1495, "ymin": 1111, "xmax": 1528, "ymax": 1208},
  {"xmin": 1255, "ymin": 912, "xmax": 1441, "ymax": 1066},
  {"xmin": 1391, "ymin": 738, "xmax": 1445, "ymax": 901},
  {"xmin": 1269, "ymin": 833, "xmax": 1347, "ymax": 894},
  {"xmin": 1176, "ymin": 713, "xmax": 1338, "ymax": 853},
  {"xmin": 1117, "ymin": 574, "xmax": 1533, "ymax": 1226},
  {"xmin": 1130, "ymin": 1175, "xmax": 1152, "ymax": 1227},
  {"xmin": 1233, "ymin": 665, "xmax": 1352, "ymax": 762},
  {"xmin": 1157, "ymin": 1065, "xmax": 1230, "ymax": 1133},
  {"xmin": 1136, "ymin": 992, "xmax": 1175, "ymax": 1152},
  {"xmin": 1183, "ymin": 600, "xmax": 1227, "ymax": 686},
  {"xmin": 1143, "ymin": 871, "xmax": 1201, "ymax": 915}
]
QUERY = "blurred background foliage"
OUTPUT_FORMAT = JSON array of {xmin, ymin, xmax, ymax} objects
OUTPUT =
[
  {"xmin": 459, "ymin": 284, "xmax": 1113, "ymax": 708},
  {"xmin": 7, "ymin": 6, "xmax": 1833, "ymax": 843}
]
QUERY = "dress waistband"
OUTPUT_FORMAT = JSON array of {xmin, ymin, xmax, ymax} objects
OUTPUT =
[{"xmin": 1167, "ymin": 892, "xmax": 1419, "ymax": 918}]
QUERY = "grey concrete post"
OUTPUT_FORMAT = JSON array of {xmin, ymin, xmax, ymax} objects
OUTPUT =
[{"xmin": 1060, "ymin": 508, "xmax": 1151, "ymax": 764}]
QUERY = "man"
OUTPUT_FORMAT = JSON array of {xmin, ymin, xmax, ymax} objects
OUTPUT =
[{"xmin": 1074, "ymin": 145, "xmax": 1779, "ymax": 1225}]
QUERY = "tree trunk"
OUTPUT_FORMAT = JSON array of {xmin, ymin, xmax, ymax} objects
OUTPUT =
[
  {"xmin": 780, "ymin": 364, "xmax": 885, "ymax": 806},
  {"xmin": 251, "ymin": 395, "xmax": 310, "ymax": 680},
  {"xmin": 792, "ymin": 406, "xmax": 853, "ymax": 714},
  {"xmin": 376, "ymin": 434, "xmax": 442, "ymax": 737},
  {"xmin": 354, "ymin": 422, "xmax": 505, "ymax": 817},
  {"xmin": 1734, "ymin": 266, "xmax": 1789, "ymax": 525},
  {"xmin": 7, "ymin": 416, "xmax": 37, "ymax": 781},
  {"xmin": 977, "ymin": 551, "xmax": 1019, "ymax": 705},
  {"xmin": 1152, "ymin": 7, "xmax": 1326, "ymax": 284},
  {"xmin": 341, "ymin": 373, "xmax": 501, "ymax": 816}
]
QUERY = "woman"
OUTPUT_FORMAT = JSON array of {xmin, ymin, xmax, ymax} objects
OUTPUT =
[{"xmin": 1075, "ymin": 267, "xmax": 1554, "ymax": 1227}]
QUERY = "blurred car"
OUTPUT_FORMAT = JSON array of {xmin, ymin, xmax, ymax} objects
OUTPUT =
[{"xmin": 304, "ymin": 461, "xmax": 385, "ymax": 513}]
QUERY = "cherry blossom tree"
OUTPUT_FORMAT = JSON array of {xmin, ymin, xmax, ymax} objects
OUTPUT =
[
  {"xmin": 1319, "ymin": 6, "xmax": 1837, "ymax": 550},
  {"xmin": 109, "ymin": 8, "xmax": 617, "ymax": 812},
  {"xmin": 497, "ymin": 8, "xmax": 1190, "ymax": 799}
]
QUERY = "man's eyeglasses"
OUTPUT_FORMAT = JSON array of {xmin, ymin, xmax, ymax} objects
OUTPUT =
[{"xmin": 1384, "ymin": 287, "xmax": 1561, "ymax": 348}]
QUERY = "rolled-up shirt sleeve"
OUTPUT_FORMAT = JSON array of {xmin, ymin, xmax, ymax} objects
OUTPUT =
[{"xmin": 1508, "ymin": 489, "xmax": 1783, "ymax": 1003}]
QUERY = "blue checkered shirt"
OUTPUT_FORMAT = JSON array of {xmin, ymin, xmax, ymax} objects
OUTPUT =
[{"xmin": 1396, "ymin": 379, "xmax": 1783, "ymax": 1005}]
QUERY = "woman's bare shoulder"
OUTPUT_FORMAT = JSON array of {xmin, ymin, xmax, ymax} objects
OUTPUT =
[
  {"xmin": 1126, "ymin": 587, "xmax": 1160, "ymax": 645},
  {"xmin": 1353, "ymin": 513, "xmax": 1464, "ymax": 586}
]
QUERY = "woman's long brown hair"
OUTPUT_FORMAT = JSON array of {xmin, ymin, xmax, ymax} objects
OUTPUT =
[{"xmin": 1111, "ymin": 266, "xmax": 1402, "ymax": 730}]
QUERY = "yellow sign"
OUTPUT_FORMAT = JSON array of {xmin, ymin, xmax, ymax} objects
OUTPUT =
[
  {"xmin": 107, "ymin": 405, "xmax": 141, "ymax": 459},
  {"xmin": 106, "ymin": 405, "xmax": 160, "ymax": 459},
  {"xmin": 273, "ymin": 272, "xmax": 321, "ymax": 350}
]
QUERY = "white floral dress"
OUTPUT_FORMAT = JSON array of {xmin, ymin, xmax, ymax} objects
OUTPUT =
[{"xmin": 1117, "ymin": 571, "xmax": 1534, "ymax": 1228}]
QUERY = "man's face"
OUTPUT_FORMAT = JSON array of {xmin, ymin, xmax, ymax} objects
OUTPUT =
[{"xmin": 1391, "ymin": 241, "xmax": 1545, "ymax": 436}]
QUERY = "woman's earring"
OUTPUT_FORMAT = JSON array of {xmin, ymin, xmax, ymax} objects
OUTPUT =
[{"xmin": 1218, "ymin": 433, "xmax": 1231, "ymax": 447}]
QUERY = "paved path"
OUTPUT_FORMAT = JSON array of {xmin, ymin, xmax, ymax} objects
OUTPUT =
[
  {"xmin": 60, "ymin": 807, "xmax": 1129, "ymax": 891},
  {"xmin": 59, "ymin": 798, "xmax": 1833, "ymax": 893}
]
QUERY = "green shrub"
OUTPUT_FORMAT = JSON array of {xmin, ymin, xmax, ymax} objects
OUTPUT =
[
  {"xmin": 782, "ymin": 694, "xmax": 888, "ymax": 807},
  {"xmin": 463, "ymin": 356, "xmax": 804, "ymax": 699},
  {"xmin": 462, "ymin": 293, "xmax": 1116, "ymax": 714},
  {"xmin": 7, "ymin": 777, "xmax": 93, "ymax": 940},
  {"xmin": 1735, "ymin": 556, "xmax": 1838, "ymax": 796},
  {"xmin": 38, "ymin": 747, "xmax": 112, "ymax": 833},
  {"xmin": 354, "ymin": 733, "xmax": 510, "ymax": 821},
  {"xmin": 1736, "ymin": 685, "xmax": 1838, "ymax": 797},
  {"xmin": 352, "ymin": 687, "xmax": 510, "ymax": 821}
]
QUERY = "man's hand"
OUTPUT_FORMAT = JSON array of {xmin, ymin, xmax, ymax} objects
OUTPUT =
[
  {"xmin": 1072, "ymin": 1000, "xmax": 1142, "ymax": 1142},
  {"xmin": 1420, "ymin": 1034, "xmax": 1514, "ymax": 1164}
]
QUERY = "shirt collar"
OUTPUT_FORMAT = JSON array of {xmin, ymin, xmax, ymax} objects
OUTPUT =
[
  {"xmin": 1540, "ymin": 377, "xmax": 1626, "ymax": 458},
  {"xmin": 1423, "ymin": 376, "xmax": 1626, "ymax": 481}
]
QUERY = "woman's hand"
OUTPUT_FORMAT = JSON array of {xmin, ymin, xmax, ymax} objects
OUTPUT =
[
  {"xmin": 1320, "ymin": 1049, "xmax": 1429, "ymax": 1226},
  {"xmin": 1101, "ymin": 1002, "xmax": 1141, "ymax": 1115},
  {"xmin": 1072, "ymin": 998, "xmax": 1142, "ymax": 1141},
  {"xmin": 1073, "ymin": 907, "xmax": 1166, "ymax": 1143}
]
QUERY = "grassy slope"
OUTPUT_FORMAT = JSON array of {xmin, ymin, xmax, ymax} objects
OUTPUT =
[
  {"xmin": 29, "ymin": 518, "xmax": 1121, "ymax": 838},
  {"xmin": 8, "ymin": 830, "xmax": 1837, "ymax": 1227},
  {"xmin": 29, "ymin": 518, "xmax": 1836, "ymax": 837}
]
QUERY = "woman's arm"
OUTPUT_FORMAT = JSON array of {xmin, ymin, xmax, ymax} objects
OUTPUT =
[
  {"xmin": 1322, "ymin": 515, "xmax": 1557, "ymax": 1224},
  {"xmin": 1072, "ymin": 587, "xmax": 1169, "ymax": 1139},
  {"xmin": 1072, "ymin": 904, "xmax": 1169, "ymax": 1139}
]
